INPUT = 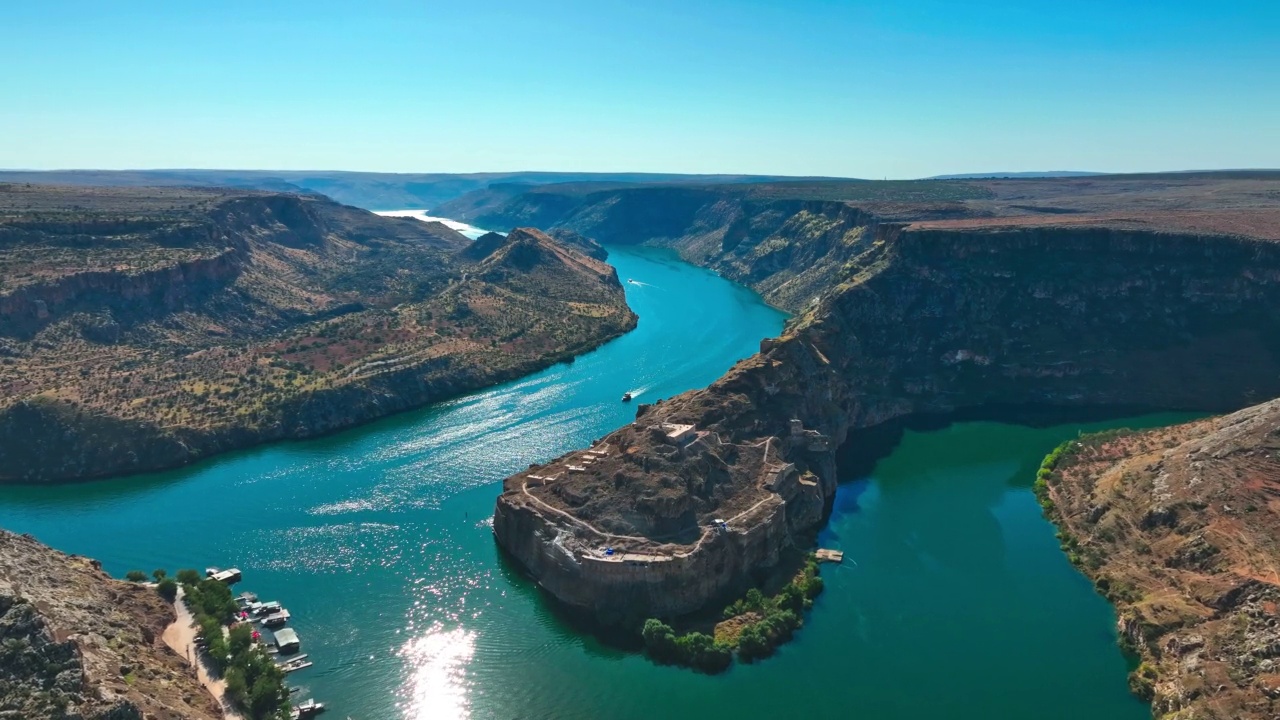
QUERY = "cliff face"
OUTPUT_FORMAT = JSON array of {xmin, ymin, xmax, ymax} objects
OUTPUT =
[
  {"xmin": 0, "ymin": 184, "xmax": 635, "ymax": 482},
  {"xmin": 0, "ymin": 530, "xmax": 220, "ymax": 720},
  {"xmin": 1042, "ymin": 400, "xmax": 1280, "ymax": 720},
  {"xmin": 442, "ymin": 186, "xmax": 886, "ymax": 311},
  {"xmin": 440, "ymin": 174, "xmax": 1280, "ymax": 312},
  {"xmin": 494, "ymin": 208, "xmax": 1280, "ymax": 622}
]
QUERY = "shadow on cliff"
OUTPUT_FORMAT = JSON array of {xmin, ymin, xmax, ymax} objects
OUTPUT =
[
  {"xmin": 492, "ymin": 543, "xmax": 646, "ymax": 657},
  {"xmin": 491, "ymin": 534, "xmax": 815, "ymax": 664}
]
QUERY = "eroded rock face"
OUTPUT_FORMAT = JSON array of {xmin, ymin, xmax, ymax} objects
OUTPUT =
[
  {"xmin": 495, "ymin": 217, "xmax": 1280, "ymax": 623},
  {"xmin": 1043, "ymin": 399, "xmax": 1280, "ymax": 720},
  {"xmin": 0, "ymin": 530, "xmax": 219, "ymax": 720}
]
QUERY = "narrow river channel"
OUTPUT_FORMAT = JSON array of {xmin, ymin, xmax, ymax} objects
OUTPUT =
[{"xmin": 0, "ymin": 229, "xmax": 1185, "ymax": 719}]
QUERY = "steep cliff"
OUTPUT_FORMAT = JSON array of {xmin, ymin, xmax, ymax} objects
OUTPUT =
[
  {"xmin": 441, "ymin": 173, "xmax": 1280, "ymax": 312},
  {"xmin": 0, "ymin": 530, "xmax": 219, "ymax": 720},
  {"xmin": 493, "ymin": 179, "xmax": 1280, "ymax": 626},
  {"xmin": 1041, "ymin": 401, "xmax": 1280, "ymax": 720},
  {"xmin": 0, "ymin": 185, "xmax": 635, "ymax": 482}
]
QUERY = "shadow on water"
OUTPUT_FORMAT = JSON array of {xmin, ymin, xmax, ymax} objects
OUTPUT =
[{"xmin": 835, "ymin": 402, "xmax": 1180, "ymax": 482}]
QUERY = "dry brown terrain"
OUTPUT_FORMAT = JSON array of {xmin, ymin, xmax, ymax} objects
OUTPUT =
[
  {"xmin": 0, "ymin": 529, "xmax": 220, "ymax": 720},
  {"xmin": 0, "ymin": 184, "xmax": 635, "ymax": 481},
  {"xmin": 1043, "ymin": 401, "xmax": 1280, "ymax": 719}
]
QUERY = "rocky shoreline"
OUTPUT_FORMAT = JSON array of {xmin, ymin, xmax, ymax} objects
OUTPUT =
[
  {"xmin": 0, "ymin": 530, "xmax": 220, "ymax": 720},
  {"xmin": 1039, "ymin": 401, "xmax": 1280, "ymax": 719}
]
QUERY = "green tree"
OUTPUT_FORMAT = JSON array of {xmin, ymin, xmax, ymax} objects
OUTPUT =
[
  {"xmin": 228, "ymin": 623, "xmax": 254, "ymax": 659},
  {"xmin": 152, "ymin": 569, "xmax": 168, "ymax": 582},
  {"xmin": 125, "ymin": 570, "xmax": 147, "ymax": 582},
  {"xmin": 248, "ymin": 672, "xmax": 288, "ymax": 719},
  {"xmin": 176, "ymin": 568, "xmax": 202, "ymax": 585},
  {"xmin": 641, "ymin": 619, "xmax": 678, "ymax": 663},
  {"xmin": 224, "ymin": 666, "xmax": 248, "ymax": 707},
  {"xmin": 156, "ymin": 578, "xmax": 178, "ymax": 602}
]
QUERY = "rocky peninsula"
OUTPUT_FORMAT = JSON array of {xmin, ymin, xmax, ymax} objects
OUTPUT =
[
  {"xmin": 490, "ymin": 172, "xmax": 1280, "ymax": 652},
  {"xmin": 0, "ymin": 184, "xmax": 635, "ymax": 482}
]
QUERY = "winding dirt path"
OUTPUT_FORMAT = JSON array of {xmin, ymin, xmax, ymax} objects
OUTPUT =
[{"xmin": 162, "ymin": 587, "xmax": 243, "ymax": 720}]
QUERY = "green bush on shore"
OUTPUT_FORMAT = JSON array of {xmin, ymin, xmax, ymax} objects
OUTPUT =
[
  {"xmin": 125, "ymin": 570, "xmax": 147, "ymax": 582},
  {"xmin": 641, "ymin": 619, "xmax": 732, "ymax": 673},
  {"xmin": 156, "ymin": 577, "xmax": 178, "ymax": 602},
  {"xmin": 176, "ymin": 568, "xmax": 202, "ymax": 585},
  {"xmin": 643, "ymin": 554, "xmax": 826, "ymax": 671}
]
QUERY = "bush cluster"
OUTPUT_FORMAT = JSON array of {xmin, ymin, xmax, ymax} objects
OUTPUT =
[
  {"xmin": 641, "ymin": 620, "xmax": 732, "ymax": 674},
  {"xmin": 721, "ymin": 556, "xmax": 823, "ymax": 661},
  {"xmin": 641, "ymin": 554, "xmax": 827, "ymax": 671}
]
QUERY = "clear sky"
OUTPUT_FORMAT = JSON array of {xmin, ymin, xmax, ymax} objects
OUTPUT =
[{"xmin": 2, "ymin": 0, "xmax": 1277, "ymax": 178}]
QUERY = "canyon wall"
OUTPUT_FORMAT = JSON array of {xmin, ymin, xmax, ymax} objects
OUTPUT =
[
  {"xmin": 0, "ymin": 186, "xmax": 636, "ymax": 482},
  {"xmin": 495, "ymin": 211, "xmax": 1280, "ymax": 622}
]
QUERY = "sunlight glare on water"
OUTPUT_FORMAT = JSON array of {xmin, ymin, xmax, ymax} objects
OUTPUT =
[{"xmin": 400, "ymin": 624, "xmax": 477, "ymax": 720}]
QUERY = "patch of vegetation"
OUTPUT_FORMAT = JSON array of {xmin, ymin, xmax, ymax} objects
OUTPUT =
[
  {"xmin": 156, "ymin": 577, "xmax": 178, "ymax": 602},
  {"xmin": 640, "ymin": 554, "xmax": 826, "ymax": 672},
  {"xmin": 176, "ymin": 570, "xmax": 289, "ymax": 720},
  {"xmin": 124, "ymin": 570, "xmax": 147, "ymax": 582},
  {"xmin": 1128, "ymin": 661, "xmax": 1158, "ymax": 700},
  {"xmin": 640, "ymin": 620, "xmax": 732, "ymax": 673}
]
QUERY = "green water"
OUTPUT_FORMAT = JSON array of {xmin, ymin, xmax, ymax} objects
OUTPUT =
[{"xmin": 0, "ymin": 243, "xmax": 1186, "ymax": 719}]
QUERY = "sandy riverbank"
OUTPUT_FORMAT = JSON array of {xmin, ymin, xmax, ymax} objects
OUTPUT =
[{"xmin": 162, "ymin": 587, "xmax": 244, "ymax": 720}]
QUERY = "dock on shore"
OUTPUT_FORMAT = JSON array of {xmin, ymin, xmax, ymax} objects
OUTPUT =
[{"xmin": 815, "ymin": 548, "xmax": 844, "ymax": 563}]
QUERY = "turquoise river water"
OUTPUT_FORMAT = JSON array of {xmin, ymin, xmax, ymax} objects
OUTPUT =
[{"xmin": 0, "ymin": 240, "xmax": 1187, "ymax": 719}]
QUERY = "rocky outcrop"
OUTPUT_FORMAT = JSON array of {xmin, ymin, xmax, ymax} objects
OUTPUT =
[
  {"xmin": 1040, "ymin": 400, "xmax": 1280, "ymax": 720},
  {"xmin": 0, "ymin": 248, "xmax": 241, "ymax": 338},
  {"xmin": 0, "ymin": 530, "xmax": 219, "ymax": 720},
  {"xmin": 495, "ymin": 211, "xmax": 1280, "ymax": 623}
]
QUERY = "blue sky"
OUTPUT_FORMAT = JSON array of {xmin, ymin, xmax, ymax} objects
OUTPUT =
[{"xmin": 2, "ymin": 0, "xmax": 1277, "ymax": 177}]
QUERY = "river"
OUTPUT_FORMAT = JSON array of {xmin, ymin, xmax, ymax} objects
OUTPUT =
[{"xmin": 0, "ymin": 228, "xmax": 1185, "ymax": 719}]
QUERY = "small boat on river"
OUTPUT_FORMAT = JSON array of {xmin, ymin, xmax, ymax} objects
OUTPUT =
[
  {"xmin": 292, "ymin": 698, "xmax": 326, "ymax": 718},
  {"xmin": 622, "ymin": 392, "xmax": 632, "ymax": 402}
]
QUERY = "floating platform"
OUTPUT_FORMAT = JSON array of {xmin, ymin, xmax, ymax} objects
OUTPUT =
[{"xmin": 815, "ymin": 548, "xmax": 844, "ymax": 563}]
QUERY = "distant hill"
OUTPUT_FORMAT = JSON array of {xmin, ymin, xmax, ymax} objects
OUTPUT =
[
  {"xmin": 0, "ymin": 170, "xmax": 851, "ymax": 212},
  {"xmin": 928, "ymin": 171, "xmax": 1104, "ymax": 179}
]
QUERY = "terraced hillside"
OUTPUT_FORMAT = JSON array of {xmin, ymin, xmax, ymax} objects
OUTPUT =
[{"xmin": 0, "ymin": 184, "xmax": 635, "ymax": 482}]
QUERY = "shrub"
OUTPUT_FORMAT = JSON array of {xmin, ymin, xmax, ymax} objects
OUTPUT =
[
  {"xmin": 228, "ymin": 623, "xmax": 255, "ymax": 658},
  {"xmin": 1128, "ymin": 662, "xmax": 1158, "ymax": 700},
  {"xmin": 152, "ymin": 569, "xmax": 168, "ymax": 582},
  {"xmin": 641, "ymin": 619, "xmax": 679, "ymax": 663},
  {"xmin": 125, "ymin": 570, "xmax": 147, "ymax": 582},
  {"xmin": 674, "ymin": 632, "xmax": 731, "ymax": 674},
  {"xmin": 176, "ymin": 568, "xmax": 202, "ymax": 585},
  {"xmin": 157, "ymin": 578, "xmax": 178, "ymax": 602},
  {"xmin": 641, "ymin": 620, "xmax": 730, "ymax": 673},
  {"xmin": 184, "ymin": 578, "xmax": 238, "ymax": 623}
]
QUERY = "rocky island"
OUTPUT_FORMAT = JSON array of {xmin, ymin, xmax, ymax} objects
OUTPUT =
[
  {"xmin": 487, "ymin": 173, "xmax": 1280, "ymax": 692},
  {"xmin": 0, "ymin": 184, "xmax": 635, "ymax": 482}
]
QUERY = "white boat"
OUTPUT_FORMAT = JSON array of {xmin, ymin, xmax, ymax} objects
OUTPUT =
[{"xmin": 292, "ymin": 699, "xmax": 326, "ymax": 718}]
